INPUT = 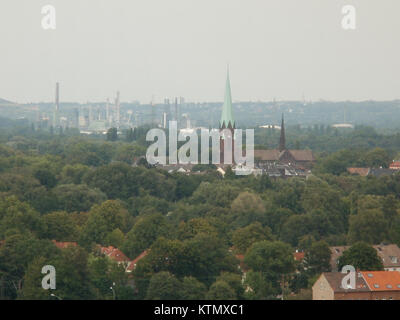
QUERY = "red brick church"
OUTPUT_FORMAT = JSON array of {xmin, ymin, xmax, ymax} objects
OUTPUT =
[{"xmin": 254, "ymin": 115, "xmax": 315, "ymax": 169}]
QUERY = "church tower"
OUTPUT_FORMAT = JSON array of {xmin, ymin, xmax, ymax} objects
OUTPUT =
[
  {"xmin": 220, "ymin": 68, "xmax": 235, "ymax": 164},
  {"xmin": 279, "ymin": 113, "xmax": 286, "ymax": 152}
]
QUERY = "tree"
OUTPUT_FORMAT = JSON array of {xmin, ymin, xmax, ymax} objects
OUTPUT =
[
  {"xmin": 19, "ymin": 256, "xmax": 53, "ymax": 300},
  {"xmin": 304, "ymin": 240, "xmax": 331, "ymax": 274},
  {"xmin": 50, "ymin": 246, "xmax": 93, "ymax": 300},
  {"xmin": 382, "ymin": 194, "xmax": 398, "ymax": 225},
  {"xmin": 88, "ymin": 255, "xmax": 134, "ymax": 300},
  {"xmin": 177, "ymin": 218, "xmax": 218, "ymax": 240},
  {"xmin": 190, "ymin": 182, "xmax": 240, "ymax": 208},
  {"xmin": 59, "ymin": 164, "xmax": 90, "ymax": 185},
  {"xmin": 206, "ymin": 280, "xmax": 237, "ymax": 300},
  {"xmin": 180, "ymin": 276, "xmax": 207, "ymax": 300},
  {"xmin": 125, "ymin": 128, "xmax": 134, "ymax": 142},
  {"xmin": 361, "ymin": 148, "xmax": 390, "ymax": 168},
  {"xmin": 232, "ymin": 222, "xmax": 273, "ymax": 254},
  {"xmin": 114, "ymin": 144, "xmax": 146, "ymax": 164},
  {"xmin": 105, "ymin": 228, "xmax": 125, "ymax": 248},
  {"xmin": 122, "ymin": 213, "xmax": 169, "ymax": 259},
  {"xmin": 0, "ymin": 233, "xmax": 59, "ymax": 299},
  {"xmin": 348, "ymin": 210, "xmax": 388, "ymax": 244},
  {"xmin": 243, "ymin": 270, "xmax": 275, "ymax": 299},
  {"xmin": 52, "ymin": 184, "xmax": 107, "ymax": 213},
  {"xmin": 230, "ymin": 192, "xmax": 266, "ymax": 228},
  {"xmin": 0, "ymin": 173, "xmax": 50, "ymax": 213},
  {"xmin": 216, "ymin": 272, "xmax": 244, "ymax": 299},
  {"xmin": 244, "ymin": 241, "xmax": 295, "ymax": 292},
  {"xmin": 181, "ymin": 233, "xmax": 237, "ymax": 285},
  {"xmin": 33, "ymin": 168, "xmax": 57, "ymax": 189},
  {"xmin": 106, "ymin": 128, "xmax": 118, "ymax": 141},
  {"xmin": 80, "ymin": 200, "xmax": 130, "ymax": 247},
  {"xmin": 338, "ymin": 242, "xmax": 384, "ymax": 271},
  {"xmin": 146, "ymin": 272, "xmax": 181, "ymax": 300},
  {"xmin": 42, "ymin": 211, "xmax": 79, "ymax": 241},
  {"xmin": 84, "ymin": 163, "xmax": 176, "ymax": 201},
  {"xmin": 280, "ymin": 215, "xmax": 312, "ymax": 247},
  {"xmin": 0, "ymin": 196, "xmax": 46, "ymax": 239}
]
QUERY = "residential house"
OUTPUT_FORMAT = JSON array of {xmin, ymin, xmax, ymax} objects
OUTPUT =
[
  {"xmin": 126, "ymin": 250, "xmax": 149, "ymax": 273},
  {"xmin": 313, "ymin": 271, "xmax": 400, "ymax": 300},
  {"xmin": 330, "ymin": 244, "xmax": 400, "ymax": 272}
]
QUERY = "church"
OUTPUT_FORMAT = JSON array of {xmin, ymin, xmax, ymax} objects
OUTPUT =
[
  {"xmin": 218, "ymin": 70, "xmax": 315, "ymax": 176},
  {"xmin": 254, "ymin": 115, "xmax": 315, "ymax": 169}
]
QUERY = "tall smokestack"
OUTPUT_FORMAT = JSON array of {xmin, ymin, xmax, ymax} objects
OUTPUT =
[
  {"xmin": 174, "ymin": 97, "xmax": 178, "ymax": 122},
  {"xmin": 106, "ymin": 98, "xmax": 110, "ymax": 124},
  {"xmin": 115, "ymin": 91, "xmax": 120, "ymax": 127},
  {"xmin": 55, "ymin": 82, "xmax": 59, "ymax": 111}
]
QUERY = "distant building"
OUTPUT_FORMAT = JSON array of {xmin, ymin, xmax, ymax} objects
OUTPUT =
[
  {"xmin": 347, "ymin": 167, "xmax": 398, "ymax": 177},
  {"xmin": 313, "ymin": 271, "xmax": 400, "ymax": 300},
  {"xmin": 52, "ymin": 240, "xmax": 78, "ymax": 249},
  {"xmin": 219, "ymin": 68, "xmax": 235, "ymax": 165},
  {"xmin": 331, "ymin": 123, "xmax": 354, "ymax": 129},
  {"xmin": 389, "ymin": 161, "xmax": 400, "ymax": 170},
  {"xmin": 330, "ymin": 244, "xmax": 400, "ymax": 272},
  {"xmin": 254, "ymin": 115, "xmax": 315, "ymax": 169},
  {"xmin": 294, "ymin": 251, "xmax": 305, "ymax": 262},
  {"xmin": 126, "ymin": 250, "xmax": 149, "ymax": 273},
  {"xmin": 99, "ymin": 246, "xmax": 130, "ymax": 264}
]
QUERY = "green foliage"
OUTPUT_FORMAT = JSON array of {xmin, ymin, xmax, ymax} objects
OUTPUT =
[
  {"xmin": 42, "ymin": 211, "xmax": 79, "ymax": 241},
  {"xmin": 338, "ymin": 242, "xmax": 384, "ymax": 271},
  {"xmin": 243, "ymin": 270, "xmax": 275, "ymax": 299},
  {"xmin": 216, "ymin": 272, "xmax": 244, "ymax": 299},
  {"xmin": 206, "ymin": 280, "xmax": 237, "ymax": 300},
  {"xmin": 180, "ymin": 276, "xmax": 207, "ymax": 300},
  {"xmin": 244, "ymin": 241, "xmax": 295, "ymax": 291},
  {"xmin": 304, "ymin": 240, "xmax": 331, "ymax": 274},
  {"xmin": 51, "ymin": 184, "xmax": 107, "ymax": 213},
  {"xmin": 146, "ymin": 272, "xmax": 182, "ymax": 300},
  {"xmin": 80, "ymin": 200, "xmax": 130, "ymax": 247},
  {"xmin": 0, "ymin": 196, "xmax": 46, "ymax": 238},
  {"xmin": 0, "ymin": 125, "xmax": 400, "ymax": 300},
  {"xmin": 122, "ymin": 213, "xmax": 169, "ymax": 259},
  {"xmin": 19, "ymin": 256, "xmax": 52, "ymax": 300},
  {"xmin": 105, "ymin": 228, "xmax": 125, "ymax": 248},
  {"xmin": 232, "ymin": 222, "xmax": 274, "ymax": 254},
  {"xmin": 348, "ymin": 209, "xmax": 388, "ymax": 244},
  {"xmin": 60, "ymin": 164, "xmax": 90, "ymax": 185},
  {"xmin": 106, "ymin": 128, "xmax": 118, "ymax": 142}
]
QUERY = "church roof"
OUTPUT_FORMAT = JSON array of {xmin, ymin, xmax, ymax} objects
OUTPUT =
[
  {"xmin": 254, "ymin": 149, "xmax": 315, "ymax": 162},
  {"xmin": 220, "ymin": 68, "xmax": 235, "ymax": 129}
]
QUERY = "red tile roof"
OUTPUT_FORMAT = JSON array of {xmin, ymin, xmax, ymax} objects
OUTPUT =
[
  {"xmin": 319, "ymin": 272, "xmax": 370, "ymax": 293},
  {"xmin": 100, "ymin": 246, "xmax": 130, "ymax": 263},
  {"xmin": 126, "ymin": 250, "xmax": 149, "ymax": 272},
  {"xmin": 389, "ymin": 161, "xmax": 400, "ymax": 170},
  {"xmin": 254, "ymin": 149, "xmax": 315, "ymax": 162},
  {"xmin": 361, "ymin": 271, "xmax": 400, "ymax": 291},
  {"xmin": 235, "ymin": 254, "xmax": 249, "ymax": 273},
  {"xmin": 347, "ymin": 167, "xmax": 370, "ymax": 176},
  {"xmin": 294, "ymin": 251, "xmax": 305, "ymax": 262},
  {"xmin": 52, "ymin": 240, "xmax": 78, "ymax": 249}
]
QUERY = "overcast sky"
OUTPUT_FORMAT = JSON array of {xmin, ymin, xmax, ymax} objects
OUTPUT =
[{"xmin": 0, "ymin": 0, "xmax": 399, "ymax": 103}]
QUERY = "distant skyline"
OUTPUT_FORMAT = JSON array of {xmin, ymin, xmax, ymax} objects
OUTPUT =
[{"xmin": 1, "ymin": 0, "xmax": 399, "ymax": 103}]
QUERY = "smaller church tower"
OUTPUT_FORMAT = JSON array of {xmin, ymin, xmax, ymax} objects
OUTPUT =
[
  {"xmin": 220, "ymin": 68, "xmax": 235, "ymax": 164},
  {"xmin": 279, "ymin": 113, "xmax": 286, "ymax": 152}
]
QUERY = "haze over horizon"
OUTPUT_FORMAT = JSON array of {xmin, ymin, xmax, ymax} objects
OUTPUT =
[{"xmin": 1, "ymin": 0, "xmax": 399, "ymax": 104}]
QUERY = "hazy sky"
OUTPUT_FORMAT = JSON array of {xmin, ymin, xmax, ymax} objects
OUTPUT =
[{"xmin": 0, "ymin": 0, "xmax": 399, "ymax": 103}]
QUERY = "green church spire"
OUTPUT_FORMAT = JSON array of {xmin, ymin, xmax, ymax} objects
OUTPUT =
[{"xmin": 220, "ymin": 67, "xmax": 235, "ymax": 129}]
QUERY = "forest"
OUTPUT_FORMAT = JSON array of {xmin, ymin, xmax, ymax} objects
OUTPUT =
[{"xmin": 0, "ymin": 119, "xmax": 399, "ymax": 300}]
